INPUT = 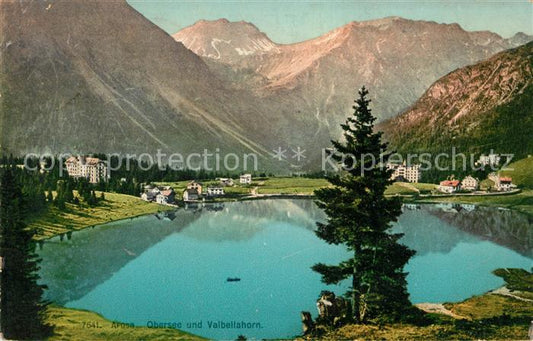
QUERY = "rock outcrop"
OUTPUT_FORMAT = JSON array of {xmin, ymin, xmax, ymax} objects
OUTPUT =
[{"xmin": 301, "ymin": 290, "xmax": 351, "ymax": 335}]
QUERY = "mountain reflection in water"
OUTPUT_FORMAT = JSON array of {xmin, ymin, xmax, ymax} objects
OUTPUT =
[{"xmin": 38, "ymin": 200, "xmax": 532, "ymax": 307}]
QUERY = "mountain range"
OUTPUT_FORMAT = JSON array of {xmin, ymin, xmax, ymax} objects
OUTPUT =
[
  {"xmin": 174, "ymin": 17, "xmax": 530, "ymax": 127},
  {"xmin": 1, "ymin": 0, "xmax": 531, "ymax": 170}
]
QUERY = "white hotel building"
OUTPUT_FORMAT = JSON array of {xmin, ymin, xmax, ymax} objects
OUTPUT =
[
  {"xmin": 387, "ymin": 163, "xmax": 421, "ymax": 183},
  {"xmin": 65, "ymin": 156, "xmax": 109, "ymax": 184}
]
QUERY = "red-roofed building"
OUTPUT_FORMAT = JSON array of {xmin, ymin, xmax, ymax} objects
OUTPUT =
[
  {"xmin": 498, "ymin": 177, "xmax": 513, "ymax": 191},
  {"xmin": 488, "ymin": 173, "xmax": 514, "ymax": 192},
  {"xmin": 438, "ymin": 180, "xmax": 461, "ymax": 193}
]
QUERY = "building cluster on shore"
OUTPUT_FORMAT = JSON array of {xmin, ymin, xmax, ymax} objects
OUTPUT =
[
  {"xmin": 437, "ymin": 173, "xmax": 514, "ymax": 194},
  {"xmin": 383, "ymin": 155, "xmax": 515, "ymax": 194},
  {"xmin": 141, "ymin": 174, "xmax": 253, "ymax": 204},
  {"xmin": 141, "ymin": 185, "xmax": 176, "ymax": 204},
  {"xmin": 63, "ymin": 154, "xmax": 518, "ymax": 203},
  {"xmin": 383, "ymin": 158, "xmax": 517, "ymax": 195}
]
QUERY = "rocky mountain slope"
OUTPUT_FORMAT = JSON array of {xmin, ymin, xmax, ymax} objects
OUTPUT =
[
  {"xmin": 0, "ymin": 0, "xmax": 279, "ymax": 160},
  {"xmin": 173, "ymin": 18, "xmax": 280, "ymax": 63},
  {"xmin": 379, "ymin": 42, "xmax": 533, "ymax": 158},
  {"xmin": 174, "ymin": 17, "xmax": 531, "ymax": 130}
]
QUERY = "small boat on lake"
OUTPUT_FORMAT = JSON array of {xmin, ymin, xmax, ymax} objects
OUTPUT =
[{"xmin": 226, "ymin": 277, "xmax": 241, "ymax": 282}]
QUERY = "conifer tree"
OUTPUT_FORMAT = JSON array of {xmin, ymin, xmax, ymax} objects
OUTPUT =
[
  {"xmin": 0, "ymin": 166, "xmax": 53, "ymax": 339},
  {"xmin": 64, "ymin": 181, "xmax": 74, "ymax": 203},
  {"xmin": 86, "ymin": 190, "xmax": 98, "ymax": 207},
  {"xmin": 313, "ymin": 87, "xmax": 415, "ymax": 323},
  {"xmin": 54, "ymin": 180, "xmax": 67, "ymax": 209}
]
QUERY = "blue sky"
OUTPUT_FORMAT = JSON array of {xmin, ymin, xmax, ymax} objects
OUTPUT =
[{"xmin": 128, "ymin": 0, "xmax": 533, "ymax": 43}]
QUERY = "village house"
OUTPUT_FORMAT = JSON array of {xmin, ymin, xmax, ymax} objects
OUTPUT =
[
  {"xmin": 141, "ymin": 185, "xmax": 175, "ymax": 204},
  {"xmin": 141, "ymin": 190, "xmax": 157, "ymax": 202},
  {"xmin": 187, "ymin": 181, "xmax": 203, "ymax": 195},
  {"xmin": 461, "ymin": 176, "xmax": 479, "ymax": 191},
  {"xmin": 183, "ymin": 188, "xmax": 200, "ymax": 202},
  {"xmin": 218, "ymin": 178, "xmax": 234, "ymax": 187},
  {"xmin": 478, "ymin": 154, "xmax": 501, "ymax": 167},
  {"xmin": 65, "ymin": 156, "xmax": 109, "ymax": 184},
  {"xmin": 498, "ymin": 177, "xmax": 513, "ymax": 192},
  {"xmin": 387, "ymin": 162, "xmax": 421, "ymax": 183},
  {"xmin": 156, "ymin": 188, "xmax": 175, "ymax": 204},
  {"xmin": 240, "ymin": 174, "xmax": 252, "ymax": 184},
  {"xmin": 488, "ymin": 173, "xmax": 514, "ymax": 192},
  {"xmin": 207, "ymin": 186, "xmax": 225, "ymax": 197},
  {"xmin": 438, "ymin": 180, "xmax": 461, "ymax": 193}
]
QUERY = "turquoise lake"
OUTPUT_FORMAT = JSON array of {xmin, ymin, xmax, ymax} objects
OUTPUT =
[{"xmin": 38, "ymin": 200, "xmax": 533, "ymax": 339}]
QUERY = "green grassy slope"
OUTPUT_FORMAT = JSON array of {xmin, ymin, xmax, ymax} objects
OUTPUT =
[
  {"xmin": 383, "ymin": 82, "xmax": 533, "ymax": 159},
  {"xmin": 27, "ymin": 192, "xmax": 171, "ymax": 240},
  {"xmin": 500, "ymin": 156, "xmax": 533, "ymax": 188},
  {"xmin": 46, "ymin": 306, "xmax": 205, "ymax": 341}
]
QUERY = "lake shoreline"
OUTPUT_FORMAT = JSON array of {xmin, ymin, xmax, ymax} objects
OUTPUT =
[
  {"xmin": 46, "ymin": 285, "xmax": 532, "ymax": 340},
  {"xmin": 39, "ymin": 198, "xmax": 532, "ymax": 340},
  {"xmin": 216, "ymin": 189, "xmax": 533, "ymax": 218},
  {"xmin": 45, "ymin": 305, "xmax": 206, "ymax": 340},
  {"xmin": 36, "ymin": 189, "xmax": 533, "ymax": 242},
  {"xmin": 31, "ymin": 191, "xmax": 174, "ymax": 242},
  {"xmin": 409, "ymin": 189, "xmax": 533, "ymax": 217}
]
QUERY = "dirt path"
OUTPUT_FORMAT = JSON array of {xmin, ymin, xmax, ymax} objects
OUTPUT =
[
  {"xmin": 415, "ymin": 303, "xmax": 468, "ymax": 320},
  {"xmin": 490, "ymin": 287, "xmax": 533, "ymax": 302},
  {"xmin": 250, "ymin": 182, "xmax": 265, "ymax": 196}
]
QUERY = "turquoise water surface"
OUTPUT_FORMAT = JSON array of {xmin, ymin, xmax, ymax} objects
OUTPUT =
[{"xmin": 38, "ymin": 200, "xmax": 532, "ymax": 339}]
